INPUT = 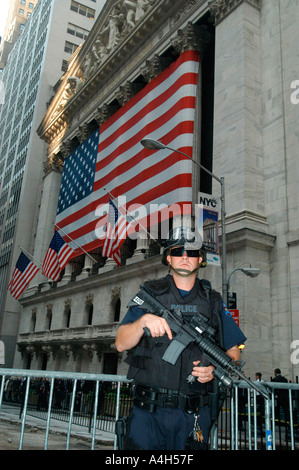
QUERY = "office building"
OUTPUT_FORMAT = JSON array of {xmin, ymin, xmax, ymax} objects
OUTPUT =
[{"xmin": 0, "ymin": 0, "xmax": 106, "ymax": 366}]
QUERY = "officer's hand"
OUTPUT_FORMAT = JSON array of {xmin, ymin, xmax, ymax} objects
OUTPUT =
[
  {"xmin": 141, "ymin": 313, "xmax": 173, "ymax": 340},
  {"xmin": 192, "ymin": 360, "xmax": 214, "ymax": 383}
]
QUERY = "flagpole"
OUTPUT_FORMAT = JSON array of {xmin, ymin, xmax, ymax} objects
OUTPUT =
[
  {"xmin": 103, "ymin": 188, "xmax": 161, "ymax": 247},
  {"xmin": 18, "ymin": 246, "xmax": 43, "ymax": 268},
  {"xmin": 54, "ymin": 224, "xmax": 98, "ymax": 264}
]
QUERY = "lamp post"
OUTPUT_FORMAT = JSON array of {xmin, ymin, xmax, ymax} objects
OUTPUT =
[{"xmin": 140, "ymin": 138, "xmax": 228, "ymax": 303}]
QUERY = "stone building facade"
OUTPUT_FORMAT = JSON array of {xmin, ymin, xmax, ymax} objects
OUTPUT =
[{"xmin": 12, "ymin": 0, "xmax": 299, "ymax": 381}]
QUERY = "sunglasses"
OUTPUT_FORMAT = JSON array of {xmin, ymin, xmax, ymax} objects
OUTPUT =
[{"xmin": 170, "ymin": 247, "xmax": 201, "ymax": 258}]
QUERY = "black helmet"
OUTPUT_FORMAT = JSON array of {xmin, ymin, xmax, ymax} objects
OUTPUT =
[{"xmin": 161, "ymin": 226, "xmax": 206, "ymax": 267}]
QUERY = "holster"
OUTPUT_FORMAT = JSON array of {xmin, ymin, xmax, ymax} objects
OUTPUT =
[{"xmin": 115, "ymin": 414, "xmax": 140, "ymax": 450}]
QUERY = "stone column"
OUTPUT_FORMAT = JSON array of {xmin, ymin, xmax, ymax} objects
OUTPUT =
[
  {"xmin": 76, "ymin": 253, "xmax": 94, "ymax": 280},
  {"xmin": 60, "ymin": 261, "xmax": 75, "ymax": 285},
  {"xmin": 24, "ymin": 153, "xmax": 63, "ymax": 294},
  {"xmin": 101, "ymin": 257, "xmax": 118, "ymax": 272},
  {"xmin": 210, "ymin": 0, "xmax": 266, "ymax": 231},
  {"xmin": 127, "ymin": 236, "xmax": 149, "ymax": 264}
]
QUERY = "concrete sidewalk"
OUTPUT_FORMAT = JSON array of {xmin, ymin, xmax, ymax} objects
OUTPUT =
[{"xmin": 0, "ymin": 403, "xmax": 115, "ymax": 450}]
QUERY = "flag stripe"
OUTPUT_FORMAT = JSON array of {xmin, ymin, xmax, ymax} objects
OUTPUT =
[{"xmin": 55, "ymin": 50, "xmax": 200, "ymax": 255}]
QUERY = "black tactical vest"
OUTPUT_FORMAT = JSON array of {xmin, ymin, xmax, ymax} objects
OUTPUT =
[{"xmin": 126, "ymin": 274, "xmax": 223, "ymax": 395}]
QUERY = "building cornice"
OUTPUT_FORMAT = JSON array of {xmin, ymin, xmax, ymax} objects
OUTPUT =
[
  {"xmin": 208, "ymin": 0, "xmax": 261, "ymax": 25},
  {"xmin": 19, "ymin": 254, "xmax": 166, "ymax": 306}
]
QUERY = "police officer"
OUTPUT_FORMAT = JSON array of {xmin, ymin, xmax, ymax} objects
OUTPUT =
[{"xmin": 115, "ymin": 227, "xmax": 246, "ymax": 450}]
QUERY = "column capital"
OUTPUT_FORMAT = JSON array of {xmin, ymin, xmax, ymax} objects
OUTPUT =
[
  {"xmin": 43, "ymin": 152, "xmax": 63, "ymax": 176},
  {"xmin": 171, "ymin": 22, "xmax": 211, "ymax": 55}
]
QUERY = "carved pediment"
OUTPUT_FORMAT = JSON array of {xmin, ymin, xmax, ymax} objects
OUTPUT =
[
  {"xmin": 38, "ymin": 0, "xmax": 209, "ymax": 151},
  {"xmin": 41, "ymin": 0, "xmax": 157, "ymax": 134}
]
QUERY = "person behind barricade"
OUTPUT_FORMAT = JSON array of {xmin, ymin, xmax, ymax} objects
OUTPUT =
[
  {"xmin": 272, "ymin": 368, "xmax": 289, "ymax": 425},
  {"xmin": 36, "ymin": 377, "xmax": 49, "ymax": 411},
  {"xmin": 255, "ymin": 372, "xmax": 264, "ymax": 433},
  {"xmin": 115, "ymin": 226, "xmax": 247, "ymax": 450}
]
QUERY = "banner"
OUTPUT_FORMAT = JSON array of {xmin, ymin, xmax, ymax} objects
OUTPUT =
[
  {"xmin": 55, "ymin": 50, "xmax": 200, "ymax": 255},
  {"xmin": 197, "ymin": 191, "xmax": 220, "ymax": 266}
]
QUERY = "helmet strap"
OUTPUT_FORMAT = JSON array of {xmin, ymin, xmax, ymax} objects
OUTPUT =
[{"xmin": 168, "ymin": 265, "xmax": 200, "ymax": 278}]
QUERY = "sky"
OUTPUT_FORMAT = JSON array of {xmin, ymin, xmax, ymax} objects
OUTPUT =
[{"xmin": 0, "ymin": 0, "xmax": 11, "ymax": 38}]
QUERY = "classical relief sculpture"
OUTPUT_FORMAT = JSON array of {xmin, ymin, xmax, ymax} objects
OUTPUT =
[
  {"xmin": 100, "ymin": 6, "xmax": 125, "ymax": 51},
  {"xmin": 83, "ymin": 37, "xmax": 108, "ymax": 80},
  {"xmin": 82, "ymin": 0, "xmax": 156, "ymax": 81}
]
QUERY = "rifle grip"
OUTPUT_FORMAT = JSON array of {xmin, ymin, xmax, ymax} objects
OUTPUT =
[{"xmin": 143, "ymin": 327, "xmax": 151, "ymax": 337}]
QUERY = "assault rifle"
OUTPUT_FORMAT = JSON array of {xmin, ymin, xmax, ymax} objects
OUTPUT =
[{"xmin": 128, "ymin": 286, "xmax": 269, "ymax": 400}]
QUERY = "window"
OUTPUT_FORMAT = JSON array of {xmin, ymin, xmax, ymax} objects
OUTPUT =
[
  {"xmin": 103, "ymin": 353, "xmax": 118, "ymax": 374},
  {"xmin": 70, "ymin": 1, "xmax": 95, "ymax": 19},
  {"xmin": 20, "ymin": 0, "xmax": 26, "ymax": 5},
  {"xmin": 46, "ymin": 307, "xmax": 52, "ymax": 330},
  {"xmin": 61, "ymin": 59, "xmax": 68, "ymax": 72},
  {"xmin": 29, "ymin": 2, "xmax": 34, "ymax": 8},
  {"xmin": 67, "ymin": 23, "xmax": 89, "ymax": 40},
  {"xmin": 64, "ymin": 41, "xmax": 79, "ymax": 55},
  {"xmin": 87, "ymin": 303, "xmax": 93, "ymax": 325},
  {"xmin": 30, "ymin": 310, "xmax": 36, "ymax": 333},
  {"xmin": 19, "ymin": 8, "xmax": 24, "ymax": 15},
  {"xmin": 114, "ymin": 298, "xmax": 121, "ymax": 322},
  {"xmin": 63, "ymin": 303, "xmax": 71, "ymax": 328}
]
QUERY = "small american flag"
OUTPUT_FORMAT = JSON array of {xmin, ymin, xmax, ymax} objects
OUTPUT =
[
  {"xmin": 102, "ymin": 199, "xmax": 129, "ymax": 266},
  {"xmin": 42, "ymin": 231, "xmax": 74, "ymax": 281},
  {"xmin": 7, "ymin": 252, "xmax": 39, "ymax": 299}
]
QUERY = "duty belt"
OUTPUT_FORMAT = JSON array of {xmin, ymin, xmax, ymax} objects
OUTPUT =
[{"xmin": 133, "ymin": 384, "xmax": 209, "ymax": 414}]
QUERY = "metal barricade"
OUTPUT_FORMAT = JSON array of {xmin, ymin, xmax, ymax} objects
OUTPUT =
[
  {"xmin": 1, "ymin": 370, "xmax": 299, "ymax": 450},
  {"xmin": 0, "ymin": 368, "xmax": 131, "ymax": 450},
  {"xmin": 215, "ymin": 380, "xmax": 299, "ymax": 450}
]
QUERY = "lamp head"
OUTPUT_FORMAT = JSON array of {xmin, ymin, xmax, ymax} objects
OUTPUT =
[
  {"xmin": 141, "ymin": 138, "xmax": 166, "ymax": 150},
  {"xmin": 241, "ymin": 267, "xmax": 260, "ymax": 278}
]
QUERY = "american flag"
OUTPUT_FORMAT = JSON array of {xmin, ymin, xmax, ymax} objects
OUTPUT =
[
  {"xmin": 55, "ymin": 50, "xmax": 200, "ymax": 254},
  {"xmin": 42, "ymin": 231, "xmax": 74, "ymax": 281},
  {"xmin": 102, "ymin": 199, "xmax": 129, "ymax": 266},
  {"xmin": 7, "ymin": 252, "xmax": 39, "ymax": 299}
]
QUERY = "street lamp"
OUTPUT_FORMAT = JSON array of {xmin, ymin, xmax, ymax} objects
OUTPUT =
[
  {"xmin": 227, "ymin": 267, "xmax": 261, "ymax": 293},
  {"xmin": 140, "ymin": 138, "xmax": 228, "ymax": 303}
]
